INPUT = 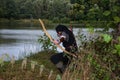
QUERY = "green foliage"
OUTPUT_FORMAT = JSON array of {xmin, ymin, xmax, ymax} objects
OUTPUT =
[
  {"xmin": 103, "ymin": 11, "xmax": 111, "ymax": 16},
  {"xmin": 52, "ymin": 17, "xmax": 60, "ymax": 23},
  {"xmin": 0, "ymin": 58, "xmax": 4, "ymax": 67},
  {"xmin": 38, "ymin": 34, "xmax": 57, "ymax": 51},
  {"xmin": 70, "ymin": 0, "xmax": 120, "ymax": 21},
  {"xmin": 87, "ymin": 24, "xmax": 94, "ymax": 34},
  {"xmin": 0, "ymin": 0, "xmax": 119, "ymax": 22},
  {"xmin": 76, "ymin": 29, "xmax": 120, "ymax": 79},
  {"xmin": 88, "ymin": 27, "xmax": 94, "ymax": 34},
  {"xmin": 102, "ymin": 34, "xmax": 112, "ymax": 43},
  {"xmin": 40, "ymin": 64, "xmax": 44, "ymax": 69},
  {"xmin": 113, "ymin": 44, "xmax": 120, "ymax": 55},
  {"xmin": 56, "ymin": 74, "xmax": 61, "ymax": 80},
  {"xmin": 60, "ymin": 17, "xmax": 70, "ymax": 23},
  {"xmin": 70, "ymin": 0, "xmax": 77, "ymax": 4},
  {"xmin": 113, "ymin": 16, "xmax": 120, "ymax": 23}
]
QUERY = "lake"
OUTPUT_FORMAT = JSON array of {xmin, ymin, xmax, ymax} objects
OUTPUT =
[{"xmin": 0, "ymin": 28, "xmax": 60, "ymax": 60}]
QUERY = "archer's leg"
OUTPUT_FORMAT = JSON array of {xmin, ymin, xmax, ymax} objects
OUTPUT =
[{"xmin": 50, "ymin": 53, "xmax": 66, "ymax": 73}]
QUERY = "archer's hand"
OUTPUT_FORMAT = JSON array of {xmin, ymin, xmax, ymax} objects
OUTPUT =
[{"xmin": 53, "ymin": 40, "xmax": 59, "ymax": 45}]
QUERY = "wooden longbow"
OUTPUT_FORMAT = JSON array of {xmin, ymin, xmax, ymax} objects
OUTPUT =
[{"xmin": 39, "ymin": 19, "xmax": 77, "ymax": 57}]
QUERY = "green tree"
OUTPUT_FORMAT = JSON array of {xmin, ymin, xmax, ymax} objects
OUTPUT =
[
  {"xmin": 5, "ymin": 0, "xmax": 19, "ymax": 19},
  {"xmin": 0, "ymin": 0, "xmax": 19, "ymax": 19}
]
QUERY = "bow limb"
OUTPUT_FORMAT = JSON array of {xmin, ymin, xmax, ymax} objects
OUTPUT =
[
  {"xmin": 39, "ymin": 19, "xmax": 77, "ymax": 58},
  {"xmin": 39, "ymin": 19, "xmax": 53, "ymax": 42}
]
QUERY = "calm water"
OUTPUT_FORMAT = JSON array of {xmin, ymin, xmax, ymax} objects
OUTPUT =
[
  {"xmin": 0, "ymin": 25, "xmax": 112, "ymax": 60},
  {"xmin": 0, "ymin": 29, "xmax": 58, "ymax": 60}
]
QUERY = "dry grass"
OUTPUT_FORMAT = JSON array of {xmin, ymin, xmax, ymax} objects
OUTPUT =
[
  {"xmin": 0, "ymin": 49, "xmax": 120, "ymax": 80},
  {"xmin": 0, "ymin": 51, "xmax": 60, "ymax": 80},
  {"xmin": 62, "ymin": 49, "xmax": 92, "ymax": 80}
]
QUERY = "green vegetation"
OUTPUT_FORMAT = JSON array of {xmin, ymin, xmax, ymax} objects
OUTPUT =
[
  {"xmin": 0, "ymin": 0, "xmax": 119, "ymax": 22},
  {"xmin": 0, "ymin": 29, "xmax": 120, "ymax": 80},
  {"xmin": 0, "ymin": 0, "xmax": 120, "ymax": 29}
]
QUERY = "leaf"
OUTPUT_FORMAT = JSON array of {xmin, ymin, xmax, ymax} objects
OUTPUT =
[
  {"xmin": 80, "ymin": 5, "xmax": 85, "ymax": 9},
  {"xmin": 56, "ymin": 74, "xmax": 61, "ymax": 80},
  {"xmin": 115, "ymin": 44, "xmax": 120, "ymax": 50},
  {"xmin": 88, "ymin": 27, "xmax": 94, "ymax": 34},
  {"xmin": 118, "ymin": 37, "xmax": 120, "ymax": 42},
  {"xmin": 0, "ymin": 58, "xmax": 4, "ymax": 67},
  {"xmin": 112, "ymin": 6, "xmax": 119, "ymax": 12},
  {"xmin": 89, "ymin": 8, "xmax": 95, "ymax": 12},
  {"xmin": 115, "ymin": 44, "xmax": 120, "ymax": 53},
  {"xmin": 103, "ymin": 11, "xmax": 111, "ymax": 16},
  {"xmin": 102, "ymin": 34, "xmax": 112, "ymax": 43},
  {"xmin": 31, "ymin": 60, "xmax": 37, "ymax": 65},
  {"xmin": 113, "ymin": 16, "xmax": 120, "ymax": 23},
  {"xmin": 112, "ymin": 49, "xmax": 117, "ymax": 53},
  {"xmin": 40, "ymin": 64, "xmax": 44, "ymax": 68}
]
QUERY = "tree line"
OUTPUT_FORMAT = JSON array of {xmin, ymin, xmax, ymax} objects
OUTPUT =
[{"xmin": 0, "ymin": 0, "xmax": 120, "ymax": 22}]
